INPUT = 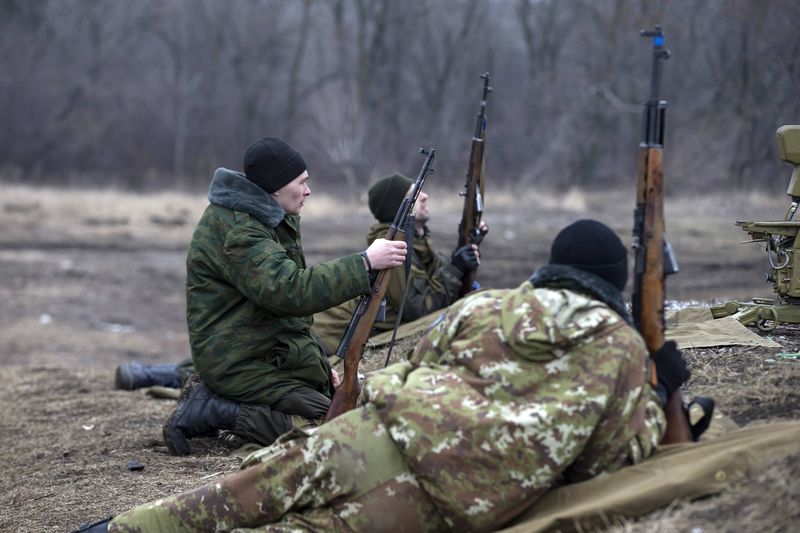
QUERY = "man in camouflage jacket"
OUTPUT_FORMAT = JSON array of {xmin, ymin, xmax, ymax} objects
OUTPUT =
[
  {"xmin": 161, "ymin": 137, "xmax": 407, "ymax": 455},
  {"xmin": 314, "ymin": 173, "xmax": 485, "ymax": 354},
  {"xmin": 89, "ymin": 219, "xmax": 690, "ymax": 533}
]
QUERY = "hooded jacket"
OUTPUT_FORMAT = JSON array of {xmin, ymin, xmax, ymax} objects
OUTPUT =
[
  {"xmin": 186, "ymin": 168, "xmax": 370, "ymax": 404},
  {"xmin": 363, "ymin": 277, "xmax": 665, "ymax": 530}
]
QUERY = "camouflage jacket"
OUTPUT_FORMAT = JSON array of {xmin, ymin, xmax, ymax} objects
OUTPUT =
[
  {"xmin": 363, "ymin": 277, "xmax": 666, "ymax": 530},
  {"xmin": 313, "ymin": 222, "xmax": 463, "ymax": 354},
  {"xmin": 186, "ymin": 168, "xmax": 371, "ymax": 404}
]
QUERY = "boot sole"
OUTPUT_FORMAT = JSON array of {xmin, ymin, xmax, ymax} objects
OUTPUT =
[
  {"xmin": 114, "ymin": 364, "xmax": 136, "ymax": 390},
  {"xmin": 163, "ymin": 410, "xmax": 191, "ymax": 456},
  {"xmin": 162, "ymin": 375, "xmax": 201, "ymax": 455}
]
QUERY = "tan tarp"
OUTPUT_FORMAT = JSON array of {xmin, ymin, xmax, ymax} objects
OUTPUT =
[
  {"xmin": 500, "ymin": 420, "xmax": 800, "ymax": 532},
  {"xmin": 368, "ymin": 305, "xmax": 781, "ymax": 350},
  {"xmin": 665, "ymin": 306, "xmax": 781, "ymax": 349}
]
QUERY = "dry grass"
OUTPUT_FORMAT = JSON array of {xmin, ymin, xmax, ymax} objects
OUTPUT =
[
  {"xmin": 1, "ymin": 184, "xmax": 204, "ymax": 248},
  {"xmin": 684, "ymin": 342, "xmax": 800, "ymax": 424}
]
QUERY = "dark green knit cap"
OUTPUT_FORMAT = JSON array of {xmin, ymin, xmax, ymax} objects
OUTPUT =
[{"xmin": 368, "ymin": 173, "xmax": 413, "ymax": 223}]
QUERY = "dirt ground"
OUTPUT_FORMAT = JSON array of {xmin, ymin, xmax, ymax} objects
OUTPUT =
[{"xmin": 0, "ymin": 183, "xmax": 798, "ymax": 532}]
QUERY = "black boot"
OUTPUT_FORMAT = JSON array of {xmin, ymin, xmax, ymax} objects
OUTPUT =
[
  {"xmin": 163, "ymin": 375, "xmax": 240, "ymax": 455},
  {"xmin": 71, "ymin": 516, "xmax": 113, "ymax": 533},
  {"xmin": 115, "ymin": 361, "xmax": 182, "ymax": 390}
]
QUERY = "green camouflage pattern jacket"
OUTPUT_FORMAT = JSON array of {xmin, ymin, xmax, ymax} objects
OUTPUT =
[
  {"xmin": 110, "ymin": 276, "xmax": 665, "ymax": 532},
  {"xmin": 313, "ymin": 222, "xmax": 463, "ymax": 354},
  {"xmin": 185, "ymin": 168, "xmax": 371, "ymax": 404}
]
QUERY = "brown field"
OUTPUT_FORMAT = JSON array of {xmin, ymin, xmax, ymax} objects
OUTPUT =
[{"xmin": 0, "ymin": 183, "xmax": 798, "ymax": 532}]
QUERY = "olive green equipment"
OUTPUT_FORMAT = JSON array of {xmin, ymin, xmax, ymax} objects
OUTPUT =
[{"xmin": 711, "ymin": 125, "xmax": 800, "ymax": 331}]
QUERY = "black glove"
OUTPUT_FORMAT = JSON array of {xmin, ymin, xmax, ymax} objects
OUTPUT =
[
  {"xmin": 451, "ymin": 245, "xmax": 480, "ymax": 274},
  {"xmin": 654, "ymin": 340, "xmax": 691, "ymax": 399}
]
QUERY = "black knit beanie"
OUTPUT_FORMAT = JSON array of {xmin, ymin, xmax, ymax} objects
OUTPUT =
[
  {"xmin": 243, "ymin": 137, "xmax": 307, "ymax": 193},
  {"xmin": 549, "ymin": 219, "xmax": 629, "ymax": 291},
  {"xmin": 368, "ymin": 173, "xmax": 414, "ymax": 223}
]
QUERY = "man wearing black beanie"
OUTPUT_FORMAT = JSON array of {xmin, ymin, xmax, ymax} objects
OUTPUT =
[
  {"xmin": 161, "ymin": 136, "xmax": 409, "ymax": 455},
  {"xmin": 548, "ymin": 218, "xmax": 629, "ymax": 292},
  {"xmin": 314, "ymin": 172, "xmax": 488, "ymax": 354}
]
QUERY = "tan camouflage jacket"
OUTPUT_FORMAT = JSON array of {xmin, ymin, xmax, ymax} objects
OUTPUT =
[{"xmin": 364, "ymin": 280, "xmax": 666, "ymax": 530}]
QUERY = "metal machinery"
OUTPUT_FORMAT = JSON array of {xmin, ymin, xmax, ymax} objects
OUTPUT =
[{"xmin": 711, "ymin": 125, "xmax": 800, "ymax": 331}]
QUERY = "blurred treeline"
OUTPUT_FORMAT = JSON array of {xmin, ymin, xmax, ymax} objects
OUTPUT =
[{"xmin": 1, "ymin": 0, "xmax": 797, "ymax": 194}]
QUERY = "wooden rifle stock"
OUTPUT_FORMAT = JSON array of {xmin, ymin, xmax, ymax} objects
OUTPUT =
[
  {"xmin": 324, "ymin": 232, "xmax": 404, "ymax": 422},
  {"xmin": 458, "ymin": 138, "xmax": 485, "ymax": 296},
  {"xmin": 457, "ymin": 73, "xmax": 491, "ymax": 297},
  {"xmin": 632, "ymin": 27, "xmax": 693, "ymax": 444},
  {"xmin": 636, "ymin": 146, "xmax": 692, "ymax": 443},
  {"xmin": 325, "ymin": 149, "xmax": 435, "ymax": 422}
]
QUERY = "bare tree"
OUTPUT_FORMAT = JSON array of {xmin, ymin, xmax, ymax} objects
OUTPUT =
[{"xmin": 0, "ymin": 0, "xmax": 796, "ymax": 193}]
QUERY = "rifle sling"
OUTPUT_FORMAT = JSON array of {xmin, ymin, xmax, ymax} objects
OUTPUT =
[{"xmin": 383, "ymin": 217, "xmax": 416, "ymax": 368}]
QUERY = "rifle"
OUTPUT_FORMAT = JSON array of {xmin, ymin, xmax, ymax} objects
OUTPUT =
[
  {"xmin": 457, "ymin": 72, "xmax": 492, "ymax": 296},
  {"xmin": 324, "ymin": 148, "xmax": 436, "ymax": 422},
  {"xmin": 631, "ymin": 26, "xmax": 692, "ymax": 444}
]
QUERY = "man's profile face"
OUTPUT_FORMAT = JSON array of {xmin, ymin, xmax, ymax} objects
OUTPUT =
[
  {"xmin": 408, "ymin": 184, "xmax": 430, "ymax": 224},
  {"xmin": 272, "ymin": 171, "xmax": 311, "ymax": 215}
]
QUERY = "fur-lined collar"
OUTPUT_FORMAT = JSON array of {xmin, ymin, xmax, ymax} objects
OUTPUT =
[{"xmin": 207, "ymin": 168, "xmax": 285, "ymax": 228}]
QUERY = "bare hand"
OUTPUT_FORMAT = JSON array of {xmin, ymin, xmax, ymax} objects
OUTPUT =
[
  {"xmin": 468, "ymin": 243, "xmax": 481, "ymax": 264},
  {"xmin": 476, "ymin": 220, "xmax": 489, "ymax": 244},
  {"xmin": 331, "ymin": 368, "xmax": 341, "ymax": 388},
  {"xmin": 365, "ymin": 239, "xmax": 407, "ymax": 270}
]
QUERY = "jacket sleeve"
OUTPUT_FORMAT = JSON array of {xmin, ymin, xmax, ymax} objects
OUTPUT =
[
  {"xmin": 220, "ymin": 223, "xmax": 371, "ymax": 317},
  {"xmin": 561, "ymin": 346, "xmax": 667, "ymax": 482},
  {"xmin": 386, "ymin": 253, "xmax": 464, "ymax": 322}
]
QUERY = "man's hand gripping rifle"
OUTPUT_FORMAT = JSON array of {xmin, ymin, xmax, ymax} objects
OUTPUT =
[{"xmin": 324, "ymin": 148, "xmax": 436, "ymax": 422}]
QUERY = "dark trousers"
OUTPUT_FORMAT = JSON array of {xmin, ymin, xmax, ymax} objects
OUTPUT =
[{"xmin": 233, "ymin": 386, "xmax": 331, "ymax": 446}]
